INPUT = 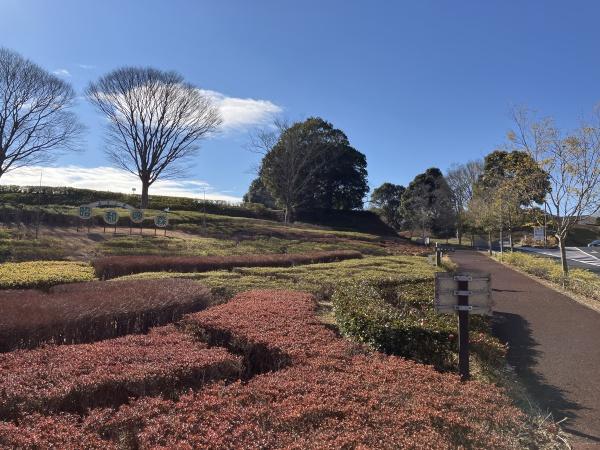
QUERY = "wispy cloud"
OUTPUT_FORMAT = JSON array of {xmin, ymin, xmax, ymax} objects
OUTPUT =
[
  {"xmin": 199, "ymin": 89, "xmax": 282, "ymax": 131},
  {"xmin": 0, "ymin": 165, "xmax": 242, "ymax": 202},
  {"xmin": 52, "ymin": 69, "xmax": 71, "ymax": 77},
  {"xmin": 77, "ymin": 63, "xmax": 95, "ymax": 70}
]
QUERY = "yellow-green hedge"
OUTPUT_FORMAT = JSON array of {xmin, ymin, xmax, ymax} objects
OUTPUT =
[
  {"xmin": 495, "ymin": 252, "xmax": 600, "ymax": 301},
  {"xmin": 0, "ymin": 261, "xmax": 96, "ymax": 290}
]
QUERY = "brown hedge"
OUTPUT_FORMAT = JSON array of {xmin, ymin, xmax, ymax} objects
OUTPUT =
[
  {"xmin": 92, "ymin": 250, "xmax": 363, "ymax": 279},
  {"xmin": 0, "ymin": 325, "xmax": 242, "ymax": 419},
  {"xmin": 0, "ymin": 291, "xmax": 540, "ymax": 449},
  {"xmin": 0, "ymin": 279, "xmax": 212, "ymax": 352}
]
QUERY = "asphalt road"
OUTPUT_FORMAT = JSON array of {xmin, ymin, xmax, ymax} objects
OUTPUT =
[
  {"xmin": 451, "ymin": 251, "xmax": 600, "ymax": 448},
  {"xmin": 519, "ymin": 246, "xmax": 600, "ymax": 274}
]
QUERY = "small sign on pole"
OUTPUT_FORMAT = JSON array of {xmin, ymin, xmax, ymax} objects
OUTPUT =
[
  {"xmin": 434, "ymin": 272, "xmax": 492, "ymax": 380},
  {"xmin": 154, "ymin": 213, "xmax": 168, "ymax": 236},
  {"xmin": 79, "ymin": 205, "xmax": 92, "ymax": 220},
  {"xmin": 533, "ymin": 226, "xmax": 545, "ymax": 242}
]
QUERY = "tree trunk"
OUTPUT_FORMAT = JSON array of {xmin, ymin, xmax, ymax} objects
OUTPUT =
[
  {"xmin": 509, "ymin": 231, "xmax": 513, "ymax": 252},
  {"xmin": 499, "ymin": 229, "xmax": 503, "ymax": 259},
  {"xmin": 488, "ymin": 231, "xmax": 492, "ymax": 255},
  {"xmin": 558, "ymin": 235, "xmax": 569, "ymax": 277},
  {"xmin": 141, "ymin": 181, "xmax": 150, "ymax": 209}
]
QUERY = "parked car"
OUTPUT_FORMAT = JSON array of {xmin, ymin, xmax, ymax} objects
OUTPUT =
[{"xmin": 587, "ymin": 240, "xmax": 600, "ymax": 247}]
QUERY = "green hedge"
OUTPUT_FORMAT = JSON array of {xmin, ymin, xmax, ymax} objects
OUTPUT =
[
  {"xmin": 332, "ymin": 279, "xmax": 505, "ymax": 370},
  {"xmin": 0, "ymin": 185, "xmax": 281, "ymax": 221}
]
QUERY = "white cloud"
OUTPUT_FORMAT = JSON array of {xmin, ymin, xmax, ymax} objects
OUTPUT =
[
  {"xmin": 77, "ymin": 64, "xmax": 95, "ymax": 70},
  {"xmin": 199, "ymin": 89, "xmax": 282, "ymax": 131},
  {"xmin": 0, "ymin": 165, "xmax": 242, "ymax": 203},
  {"xmin": 52, "ymin": 69, "xmax": 71, "ymax": 77},
  {"xmin": 93, "ymin": 84, "xmax": 281, "ymax": 134}
]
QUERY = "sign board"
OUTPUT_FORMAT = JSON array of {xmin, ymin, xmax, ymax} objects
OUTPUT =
[
  {"xmin": 533, "ymin": 227, "xmax": 545, "ymax": 241},
  {"xmin": 154, "ymin": 214, "xmax": 168, "ymax": 228},
  {"xmin": 79, "ymin": 205, "xmax": 92, "ymax": 220},
  {"xmin": 86, "ymin": 200, "xmax": 134, "ymax": 210},
  {"xmin": 434, "ymin": 272, "xmax": 492, "ymax": 315},
  {"xmin": 130, "ymin": 209, "xmax": 144, "ymax": 223},
  {"xmin": 103, "ymin": 210, "xmax": 119, "ymax": 225}
]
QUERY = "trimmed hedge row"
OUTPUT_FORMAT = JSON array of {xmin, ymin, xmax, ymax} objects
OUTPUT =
[
  {"xmin": 332, "ymin": 280, "xmax": 505, "ymax": 370},
  {"xmin": 0, "ymin": 290, "xmax": 532, "ymax": 448},
  {"xmin": 93, "ymin": 250, "xmax": 363, "ymax": 279},
  {"xmin": 0, "ymin": 261, "xmax": 96, "ymax": 290},
  {"xmin": 0, "ymin": 279, "xmax": 213, "ymax": 352},
  {"xmin": 0, "ymin": 185, "xmax": 280, "ymax": 220},
  {"xmin": 0, "ymin": 325, "xmax": 242, "ymax": 419}
]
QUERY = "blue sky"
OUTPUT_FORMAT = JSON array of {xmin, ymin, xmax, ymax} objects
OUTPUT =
[{"xmin": 1, "ymin": 0, "xmax": 599, "ymax": 202}]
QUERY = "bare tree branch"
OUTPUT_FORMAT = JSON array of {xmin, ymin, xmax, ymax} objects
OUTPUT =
[
  {"xmin": 508, "ymin": 105, "xmax": 600, "ymax": 275},
  {"xmin": 86, "ymin": 67, "xmax": 222, "ymax": 207},
  {"xmin": 0, "ymin": 47, "xmax": 83, "ymax": 177}
]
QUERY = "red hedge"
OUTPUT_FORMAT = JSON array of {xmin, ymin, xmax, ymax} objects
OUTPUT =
[
  {"xmin": 0, "ymin": 325, "xmax": 242, "ymax": 419},
  {"xmin": 93, "ymin": 250, "xmax": 362, "ymax": 279},
  {"xmin": 0, "ymin": 279, "xmax": 212, "ymax": 352},
  {"xmin": 0, "ymin": 290, "xmax": 532, "ymax": 448}
]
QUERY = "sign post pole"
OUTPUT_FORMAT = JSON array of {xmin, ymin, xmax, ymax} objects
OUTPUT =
[
  {"xmin": 435, "ymin": 272, "xmax": 492, "ymax": 381},
  {"xmin": 457, "ymin": 278, "xmax": 470, "ymax": 381}
]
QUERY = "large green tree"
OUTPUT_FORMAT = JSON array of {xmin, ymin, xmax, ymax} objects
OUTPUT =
[
  {"xmin": 259, "ymin": 117, "xmax": 368, "ymax": 222},
  {"xmin": 477, "ymin": 150, "xmax": 550, "ymax": 250},
  {"xmin": 401, "ymin": 168, "xmax": 455, "ymax": 238},
  {"xmin": 370, "ymin": 182, "xmax": 405, "ymax": 229}
]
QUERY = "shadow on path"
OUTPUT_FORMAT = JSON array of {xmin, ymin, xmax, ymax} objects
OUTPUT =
[{"xmin": 492, "ymin": 312, "xmax": 584, "ymax": 422}]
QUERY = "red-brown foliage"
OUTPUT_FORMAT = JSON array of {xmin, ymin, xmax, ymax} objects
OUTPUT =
[
  {"xmin": 0, "ymin": 290, "xmax": 529, "ymax": 449},
  {"xmin": 0, "ymin": 325, "xmax": 242, "ymax": 419},
  {"xmin": 0, "ymin": 279, "xmax": 212, "ymax": 352},
  {"xmin": 93, "ymin": 250, "xmax": 362, "ymax": 279}
]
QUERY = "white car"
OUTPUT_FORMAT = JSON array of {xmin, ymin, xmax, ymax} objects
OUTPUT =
[{"xmin": 588, "ymin": 240, "xmax": 600, "ymax": 247}]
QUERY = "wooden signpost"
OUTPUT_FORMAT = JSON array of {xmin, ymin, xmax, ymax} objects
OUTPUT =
[{"xmin": 434, "ymin": 272, "xmax": 492, "ymax": 381}]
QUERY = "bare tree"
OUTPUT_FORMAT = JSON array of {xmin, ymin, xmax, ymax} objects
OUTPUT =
[
  {"xmin": 0, "ymin": 48, "xmax": 82, "ymax": 178},
  {"xmin": 87, "ymin": 67, "xmax": 221, "ymax": 207},
  {"xmin": 446, "ymin": 160, "xmax": 483, "ymax": 244},
  {"xmin": 509, "ymin": 106, "xmax": 600, "ymax": 275}
]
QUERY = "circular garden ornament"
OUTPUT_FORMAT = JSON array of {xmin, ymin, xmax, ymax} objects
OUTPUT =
[
  {"xmin": 103, "ymin": 210, "xmax": 119, "ymax": 225},
  {"xmin": 154, "ymin": 214, "xmax": 169, "ymax": 228},
  {"xmin": 130, "ymin": 209, "xmax": 144, "ymax": 224},
  {"xmin": 78, "ymin": 205, "xmax": 92, "ymax": 220}
]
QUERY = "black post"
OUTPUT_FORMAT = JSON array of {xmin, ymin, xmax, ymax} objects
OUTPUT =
[{"xmin": 457, "ymin": 279, "xmax": 470, "ymax": 381}]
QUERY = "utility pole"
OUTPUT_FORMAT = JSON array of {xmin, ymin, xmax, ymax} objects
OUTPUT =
[
  {"xmin": 543, "ymin": 202, "xmax": 548, "ymax": 248},
  {"xmin": 203, "ymin": 188, "xmax": 207, "ymax": 233},
  {"xmin": 35, "ymin": 170, "xmax": 43, "ymax": 239}
]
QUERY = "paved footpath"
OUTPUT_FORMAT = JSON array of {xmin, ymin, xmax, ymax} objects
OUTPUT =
[{"xmin": 451, "ymin": 251, "xmax": 600, "ymax": 448}]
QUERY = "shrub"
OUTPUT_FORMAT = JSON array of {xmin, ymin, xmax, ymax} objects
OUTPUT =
[
  {"xmin": 0, "ymin": 279, "xmax": 213, "ymax": 352},
  {"xmin": 0, "ymin": 260, "xmax": 96, "ymax": 289},
  {"xmin": 0, "ymin": 290, "xmax": 556, "ymax": 448},
  {"xmin": 332, "ymin": 280, "xmax": 505, "ymax": 369},
  {"xmin": 93, "ymin": 250, "xmax": 362, "ymax": 279},
  {"xmin": 495, "ymin": 251, "xmax": 600, "ymax": 302},
  {"xmin": 0, "ymin": 325, "xmax": 242, "ymax": 419}
]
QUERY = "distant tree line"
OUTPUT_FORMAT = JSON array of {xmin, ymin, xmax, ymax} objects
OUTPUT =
[{"xmin": 369, "ymin": 105, "xmax": 600, "ymax": 278}]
